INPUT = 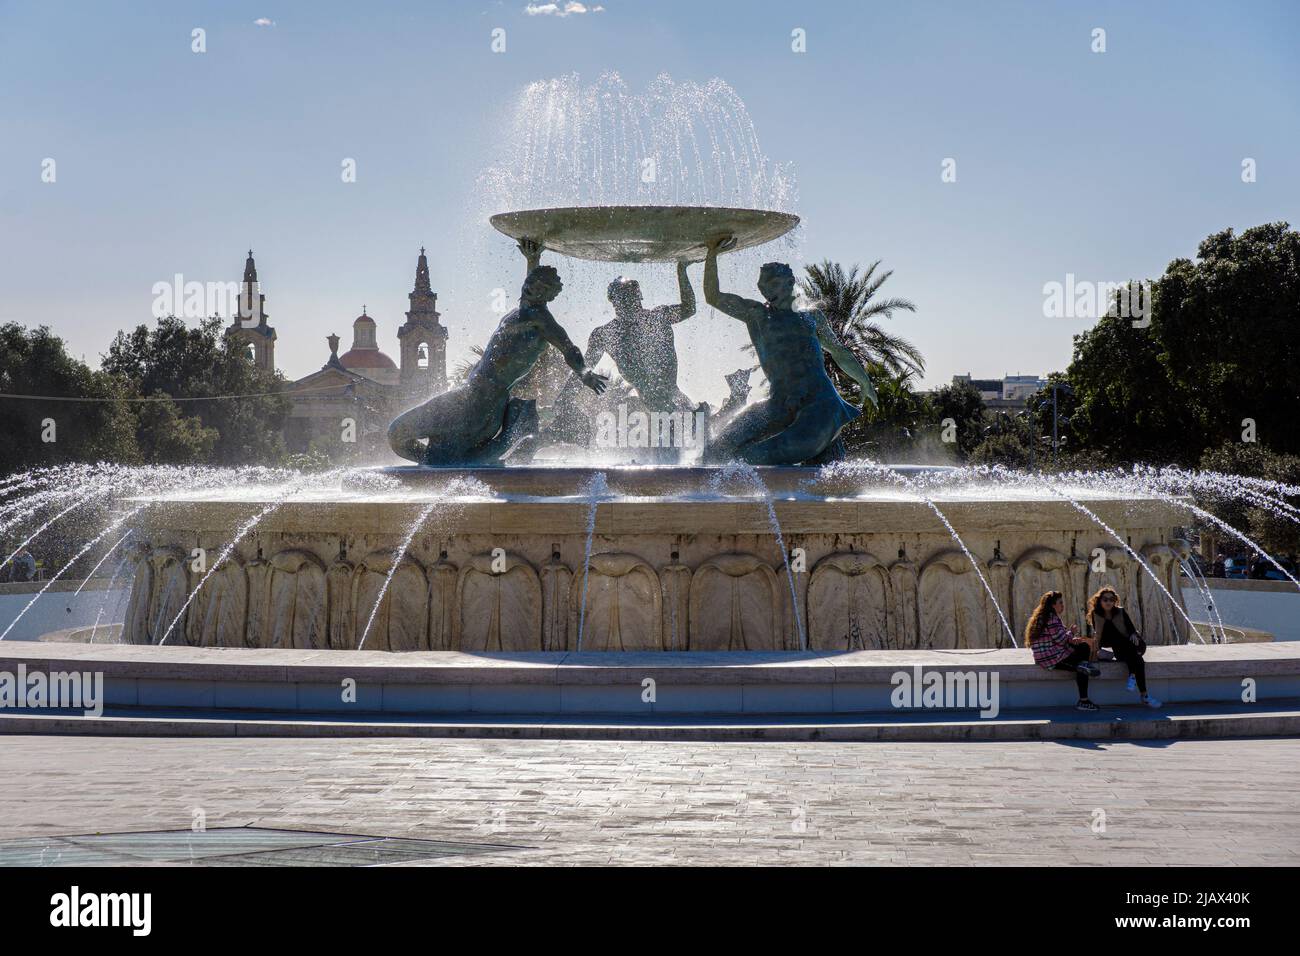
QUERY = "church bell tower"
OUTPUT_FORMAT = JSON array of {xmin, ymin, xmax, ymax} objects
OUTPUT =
[
  {"xmin": 224, "ymin": 249, "xmax": 277, "ymax": 372},
  {"xmin": 397, "ymin": 247, "xmax": 448, "ymax": 393}
]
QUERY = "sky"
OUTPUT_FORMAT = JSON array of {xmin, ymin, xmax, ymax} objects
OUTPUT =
[{"xmin": 2, "ymin": 0, "xmax": 1297, "ymax": 405}]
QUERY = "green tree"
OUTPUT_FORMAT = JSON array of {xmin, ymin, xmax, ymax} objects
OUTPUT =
[
  {"xmin": 970, "ymin": 429, "xmax": 1032, "ymax": 470},
  {"xmin": 1066, "ymin": 303, "xmax": 1190, "ymax": 464},
  {"xmin": 843, "ymin": 367, "xmax": 930, "ymax": 460},
  {"xmin": 799, "ymin": 260, "xmax": 923, "ymax": 388},
  {"xmin": 928, "ymin": 380, "xmax": 987, "ymax": 460},
  {"xmin": 1157, "ymin": 223, "xmax": 1300, "ymax": 457},
  {"xmin": 0, "ymin": 323, "xmax": 138, "ymax": 474},
  {"xmin": 1066, "ymin": 222, "xmax": 1300, "ymax": 465},
  {"xmin": 1198, "ymin": 442, "xmax": 1300, "ymax": 558},
  {"xmin": 103, "ymin": 316, "xmax": 289, "ymax": 466},
  {"xmin": 134, "ymin": 392, "xmax": 220, "ymax": 464}
]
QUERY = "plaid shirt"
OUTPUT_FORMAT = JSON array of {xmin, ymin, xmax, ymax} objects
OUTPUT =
[{"xmin": 1031, "ymin": 613, "xmax": 1079, "ymax": 668}]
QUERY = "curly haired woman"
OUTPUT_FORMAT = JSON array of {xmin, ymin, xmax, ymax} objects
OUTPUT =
[
  {"xmin": 1025, "ymin": 590, "xmax": 1101, "ymax": 712},
  {"xmin": 1088, "ymin": 586, "xmax": 1161, "ymax": 708}
]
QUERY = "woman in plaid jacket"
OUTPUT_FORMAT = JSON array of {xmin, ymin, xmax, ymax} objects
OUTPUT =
[{"xmin": 1025, "ymin": 590, "xmax": 1102, "ymax": 712}]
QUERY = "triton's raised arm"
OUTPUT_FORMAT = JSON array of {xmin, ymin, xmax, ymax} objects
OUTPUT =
[
  {"xmin": 518, "ymin": 237, "xmax": 543, "ymax": 276},
  {"xmin": 654, "ymin": 261, "xmax": 697, "ymax": 325},
  {"xmin": 814, "ymin": 311, "xmax": 878, "ymax": 409},
  {"xmin": 537, "ymin": 310, "xmax": 609, "ymax": 395},
  {"xmin": 703, "ymin": 237, "xmax": 765, "ymax": 322}
]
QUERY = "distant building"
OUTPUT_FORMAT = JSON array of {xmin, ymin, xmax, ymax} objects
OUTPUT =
[
  {"xmin": 397, "ymin": 246, "xmax": 448, "ymax": 395},
  {"xmin": 1000, "ymin": 374, "xmax": 1047, "ymax": 404},
  {"xmin": 952, "ymin": 372, "xmax": 1047, "ymax": 411},
  {"xmin": 224, "ymin": 249, "xmax": 450, "ymax": 460},
  {"xmin": 224, "ymin": 250, "xmax": 277, "ymax": 372}
]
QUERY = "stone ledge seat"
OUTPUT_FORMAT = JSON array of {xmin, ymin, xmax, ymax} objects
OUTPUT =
[{"xmin": 3, "ymin": 642, "xmax": 1296, "ymax": 718}]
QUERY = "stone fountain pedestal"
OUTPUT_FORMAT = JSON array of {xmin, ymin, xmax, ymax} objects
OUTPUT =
[{"xmin": 119, "ymin": 467, "xmax": 1193, "ymax": 653}]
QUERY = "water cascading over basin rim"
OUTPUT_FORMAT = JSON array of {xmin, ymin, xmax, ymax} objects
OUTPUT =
[
  {"xmin": 489, "ymin": 205, "xmax": 800, "ymax": 262},
  {"xmin": 114, "ymin": 467, "xmax": 1200, "ymax": 653}
]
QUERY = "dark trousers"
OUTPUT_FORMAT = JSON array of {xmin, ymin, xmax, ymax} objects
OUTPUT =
[
  {"xmin": 1100, "ymin": 631, "xmax": 1147, "ymax": 693},
  {"xmin": 1052, "ymin": 645, "xmax": 1091, "ymax": 697}
]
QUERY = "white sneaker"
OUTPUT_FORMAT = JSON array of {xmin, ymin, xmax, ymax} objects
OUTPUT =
[
  {"xmin": 1141, "ymin": 694, "xmax": 1162, "ymax": 708},
  {"xmin": 1126, "ymin": 674, "xmax": 1138, "ymax": 693}
]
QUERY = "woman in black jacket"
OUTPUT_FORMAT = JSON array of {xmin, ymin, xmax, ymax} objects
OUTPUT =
[{"xmin": 1088, "ymin": 586, "xmax": 1161, "ymax": 708}]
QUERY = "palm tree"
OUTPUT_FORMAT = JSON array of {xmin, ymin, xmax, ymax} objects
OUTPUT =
[
  {"xmin": 800, "ymin": 259, "xmax": 923, "ymax": 384},
  {"xmin": 450, "ymin": 345, "xmax": 485, "ymax": 386}
]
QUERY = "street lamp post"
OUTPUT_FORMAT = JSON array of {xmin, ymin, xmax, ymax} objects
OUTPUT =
[
  {"xmin": 1050, "ymin": 382, "xmax": 1073, "ymax": 464},
  {"xmin": 1027, "ymin": 401, "xmax": 1035, "ymax": 471}
]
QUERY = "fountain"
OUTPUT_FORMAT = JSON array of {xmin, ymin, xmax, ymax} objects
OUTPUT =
[
  {"xmin": 108, "ymin": 461, "xmax": 1198, "ymax": 653},
  {"xmin": 3, "ymin": 75, "xmax": 1297, "ymax": 737},
  {"xmin": 82, "ymin": 195, "xmax": 1192, "ymax": 654}
]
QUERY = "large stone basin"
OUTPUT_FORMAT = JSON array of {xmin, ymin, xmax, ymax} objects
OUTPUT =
[
  {"xmin": 488, "ymin": 205, "xmax": 800, "ymax": 262},
  {"xmin": 119, "ymin": 466, "xmax": 1194, "ymax": 653}
]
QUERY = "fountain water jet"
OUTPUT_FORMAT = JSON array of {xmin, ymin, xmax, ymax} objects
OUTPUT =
[
  {"xmin": 0, "ymin": 509, "xmax": 145, "ymax": 641},
  {"xmin": 157, "ymin": 469, "xmax": 346, "ymax": 646},
  {"xmin": 818, "ymin": 460, "xmax": 1019, "ymax": 648},
  {"xmin": 3, "ymin": 460, "xmax": 1225, "ymax": 652},
  {"xmin": 711, "ymin": 463, "xmax": 806, "ymax": 651},
  {"xmin": 357, "ymin": 500, "xmax": 439, "ymax": 652},
  {"xmin": 1035, "ymin": 479, "xmax": 1203, "ymax": 642},
  {"xmin": 574, "ymin": 471, "xmax": 609, "ymax": 651}
]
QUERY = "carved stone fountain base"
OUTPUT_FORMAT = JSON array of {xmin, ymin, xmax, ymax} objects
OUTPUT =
[{"xmin": 119, "ymin": 467, "xmax": 1192, "ymax": 652}]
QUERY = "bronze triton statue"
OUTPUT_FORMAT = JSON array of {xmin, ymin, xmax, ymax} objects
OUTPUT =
[
  {"xmin": 388, "ymin": 239, "xmax": 608, "ymax": 466},
  {"xmin": 701, "ymin": 236, "xmax": 877, "ymax": 465},
  {"xmin": 579, "ymin": 261, "xmax": 697, "ymax": 415}
]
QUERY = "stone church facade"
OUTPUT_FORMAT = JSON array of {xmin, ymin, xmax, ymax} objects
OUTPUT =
[{"xmin": 224, "ymin": 248, "xmax": 449, "ymax": 461}]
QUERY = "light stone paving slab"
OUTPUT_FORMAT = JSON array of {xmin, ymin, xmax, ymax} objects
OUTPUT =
[{"xmin": 0, "ymin": 736, "xmax": 1297, "ymax": 866}]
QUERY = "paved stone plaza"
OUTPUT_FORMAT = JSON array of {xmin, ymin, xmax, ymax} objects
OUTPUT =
[{"xmin": 2, "ymin": 735, "xmax": 1298, "ymax": 865}]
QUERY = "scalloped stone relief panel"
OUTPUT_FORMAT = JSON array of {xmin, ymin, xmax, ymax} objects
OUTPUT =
[
  {"xmin": 125, "ymin": 546, "xmax": 189, "ymax": 646},
  {"xmin": 188, "ymin": 553, "xmax": 248, "ymax": 648},
  {"xmin": 661, "ymin": 561, "xmax": 691, "ymax": 651},
  {"xmin": 352, "ymin": 551, "xmax": 429, "ymax": 652},
  {"xmin": 807, "ymin": 551, "xmax": 891, "ymax": 650},
  {"xmin": 1012, "ymin": 547, "xmax": 1074, "ymax": 637},
  {"xmin": 568, "ymin": 552, "xmax": 663, "ymax": 652},
  {"xmin": 918, "ymin": 550, "xmax": 992, "ymax": 649},
  {"xmin": 1168, "ymin": 539, "xmax": 1193, "ymax": 644},
  {"xmin": 889, "ymin": 559, "xmax": 919, "ymax": 649},
  {"xmin": 987, "ymin": 556, "xmax": 1014, "ymax": 648},
  {"xmin": 326, "ymin": 559, "xmax": 355, "ymax": 650},
  {"xmin": 121, "ymin": 542, "xmax": 156, "ymax": 645},
  {"xmin": 455, "ymin": 552, "xmax": 542, "ymax": 652},
  {"xmin": 541, "ymin": 558, "xmax": 574, "ymax": 651},
  {"xmin": 428, "ymin": 559, "xmax": 458, "ymax": 651},
  {"xmin": 689, "ymin": 553, "xmax": 783, "ymax": 651},
  {"xmin": 244, "ymin": 556, "xmax": 272, "ymax": 648},
  {"xmin": 267, "ymin": 549, "xmax": 326, "ymax": 649},
  {"xmin": 1137, "ymin": 543, "xmax": 1186, "ymax": 645}
]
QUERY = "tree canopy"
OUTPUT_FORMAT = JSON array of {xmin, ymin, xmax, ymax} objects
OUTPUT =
[
  {"xmin": 0, "ymin": 323, "xmax": 138, "ymax": 473},
  {"xmin": 103, "ymin": 315, "xmax": 289, "ymax": 466},
  {"xmin": 1065, "ymin": 222, "xmax": 1299, "ymax": 466}
]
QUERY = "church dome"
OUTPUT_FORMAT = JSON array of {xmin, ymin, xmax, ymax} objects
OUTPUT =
[
  {"xmin": 338, "ymin": 348, "xmax": 398, "ymax": 371},
  {"xmin": 338, "ymin": 309, "xmax": 399, "ymax": 380}
]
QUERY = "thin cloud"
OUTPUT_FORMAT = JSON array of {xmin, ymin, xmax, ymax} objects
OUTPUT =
[
  {"xmin": 253, "ymin": 18, "xmax": 276, "ymax": 27},
  {"xmin": 525, "ymin": 2, "xmax": 604, "ymax": 17}
]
